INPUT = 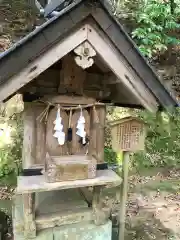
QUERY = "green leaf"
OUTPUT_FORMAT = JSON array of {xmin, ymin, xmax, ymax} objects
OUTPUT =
[
  {"xmin": 139, "ymin": 46, "xmax": 153, "ymax": 58},
  {"xmin": 165, "ymin": 36, "xmax": 180, "ymax": 45},
  {"xmin": 132, "ymin": 28, "xmax": 148, "ymax": 39},
  {"xmin": 165, "ymin": 21, "xmax": 180, "ymax": 29},
  {"xmin": 154, "ymin": 43, "xmax": 167, "ymax": 51}
]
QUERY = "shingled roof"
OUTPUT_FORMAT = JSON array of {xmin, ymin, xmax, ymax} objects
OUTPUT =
[{"xmin": 0, "ymin": 0, "xmax": 178, "ymax": 110}]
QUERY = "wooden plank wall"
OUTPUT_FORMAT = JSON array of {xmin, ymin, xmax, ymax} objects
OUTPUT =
[{"xmin": 22, "ymin": 102, "xmax": 46, "ymax": 168}]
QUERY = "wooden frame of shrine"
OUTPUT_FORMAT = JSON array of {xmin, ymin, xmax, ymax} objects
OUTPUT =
[{"xmin": 0, "ymin": 0, "xmax": 177, "ymax": 239}]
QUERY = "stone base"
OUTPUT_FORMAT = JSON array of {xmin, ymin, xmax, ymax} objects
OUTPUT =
[
  {"xmin": 14, "ymin": 221, "xmax": 112, "ymax": 240},
  {"xmin": 13, "ymin": 190, "xmax": 112, "ymax": 240}
]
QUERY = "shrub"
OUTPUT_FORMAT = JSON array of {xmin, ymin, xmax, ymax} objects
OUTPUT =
[
  {"xmin": 131, "ymin": 0, "xmax": 180, "ymax": 58},
  {"xmin": 0, "ymin": 112, "xmax": 23, "ymax": 185},
  {"xmin": 132, "ymin": 109, "xmax": 180, "ymax": 169},
  {"xmin": 104, "ymin": 147, "xmax": 123, "ymax": 166},
  {"xmin": 0, "ymin": 96, "xmax": 23, "ymax": 185}
]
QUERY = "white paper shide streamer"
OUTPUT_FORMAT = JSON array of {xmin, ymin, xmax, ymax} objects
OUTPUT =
[
  {"xmin": 76, "ymin": 107, "xmax": 86, "ymax": 144},
  {"xmin": 53, "ymin": 106, "xmax": 65, "ymax": 145}
]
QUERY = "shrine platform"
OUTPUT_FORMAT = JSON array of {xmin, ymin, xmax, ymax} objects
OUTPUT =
[{"xmin": 16, "ymin": 170, "xmax": 122, "ymax": 194}]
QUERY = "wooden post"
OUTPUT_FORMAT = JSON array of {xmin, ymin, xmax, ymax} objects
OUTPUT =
[
  {"xmin": 118, "ymin": 151, "xmax": 129, "ymax": 240},
  {"xmin": 92, "ymin": 186, "xmax": 110, "ymax": 226},
  {"xmin": 92, "ymin": 186, "xmax": 104, "ymax": 225},
  {"xmin": 22, "ymin": 103, "xmax": 36, "ymax": 169},
  {"xmin": 89, "ymin": 106, "xmax": 97, "ymax": 158},
  {"xmin": 23, "ymin": 193, "xmax": 36, "ymax": 238},
  {"xmin": 96, "ymin": 105, "xmax": 106, "ymax": 163}
]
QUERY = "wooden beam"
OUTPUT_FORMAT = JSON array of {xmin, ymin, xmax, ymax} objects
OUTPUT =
[
  {"xmin": 86, "ymin": 24, "xmax": 158, "ymax": 112},
  {"xmin": 0, "ymin": 25, "xmax": 88, "ymax": 102},
  {"xmin": 43, "ymin": 95, "xmax": 97, "ymax": 105},
  {"xmin": 59, "ymin": 54, "xmax": 86, "ymax": 94},
  {"xmin": 94, "ymin": 56, "xmax": 109, "ymax": 73},
  {"xmin": 16, "ymin": 170, "xmax": 122, "ymax": 194}
]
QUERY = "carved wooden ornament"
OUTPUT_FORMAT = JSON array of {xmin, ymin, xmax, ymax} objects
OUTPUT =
[{"xmin": 74, "ymin": 41, "xmax": 96, "ymax": 69}]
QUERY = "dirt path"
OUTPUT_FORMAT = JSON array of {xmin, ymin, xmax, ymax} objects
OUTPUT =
[{"xmin": 125, "ymin": 171, "xmax": 180, "ymax": 240}]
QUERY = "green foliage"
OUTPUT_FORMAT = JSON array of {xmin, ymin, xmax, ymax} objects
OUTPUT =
[
  {"xmin": 104, "ymin": 147, "xmax": 118, "ymax": 165},
  {"xmin": 0, "ymin": 96, "xmax": 23, "ymax": 186},
  {"xmin": 104, "ymin": 147, "xmax": 123, "ymax": 166},
  {"xmin": 132, "ymin": 109, "xmax": 180, "ymax": 169},
  {"xmin": 0, "ymin": 113, "xmax": 23, "ymax": 185},
  {"xmin": 131, "ymin": 0, "xmax": 180, "ymax": 58}
]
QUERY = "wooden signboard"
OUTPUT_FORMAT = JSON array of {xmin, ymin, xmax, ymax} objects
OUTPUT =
[{"xmin": 110, "ymin": 117, "xmax": 146, "ymax": 152}]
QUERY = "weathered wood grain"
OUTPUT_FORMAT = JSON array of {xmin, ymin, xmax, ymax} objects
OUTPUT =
[
  {"xmin": 22, "ymin": 103, "xmax": 47, "ymax": 168},
  {"xmin": 92, "ymin": 186, "xmax": 111, "ymax": 225},
  {"xmin": 35, "ymin": 105, "xmax": 46, "ymax": 165},
  {"xmin": 45, "ymin": 155, "xmax": 96, "ymax": 182},
  {"xmin": 0, "ymin": 0, "xmax": 175, "ymax": 110},
  {"xmin": 96, "ymin": 106, "xmax": 106, "ymax": 163},
  {"xmin": 22, "ymin": 193, "xmax": 36, "ymax": 238},
  {"xmin": 22, "ymin": 103, "xmax": 36, "ymax": 169},
  {"xmin": 88, "ymin": 106, "xmax": 97, "ymax": 158},
  {"xmin": 46, "ymin": 107, "xmax": 68, "ymax": 156},
  {"xmin": 92, "ymin": 186, "xmax": 102, "ymax": 225},
  {"xmin": 0, "ymin": 26, "xmax": 87, "ymax": 102},
  {"xmin": 43, "ymin": 95, "xmax": 97, "ymax": 105},
  {"xmin": 59, "ymin": 54, "xmax": 86, "ymax": 94},
  {"xmin": 12, "ymin": 195, "xmax": 24, "ymax": 236},
  {"xmin": 16, "ymin": 170, "xmax": 122, "ymax": 194}
]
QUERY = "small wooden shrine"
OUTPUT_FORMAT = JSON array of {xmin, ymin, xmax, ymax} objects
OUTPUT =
[{"xmin": 0, "ymin": 0, "xmax": 177, "ymax": 239}]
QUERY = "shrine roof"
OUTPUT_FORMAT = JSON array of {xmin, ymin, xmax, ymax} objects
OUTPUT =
[
  {"xmin": 109, "ymin": 117, "xmax": 146, "ymax": 126},
  {"xmin": 0, "ymin": 0, "xmax": 178, "ymax": 110}
]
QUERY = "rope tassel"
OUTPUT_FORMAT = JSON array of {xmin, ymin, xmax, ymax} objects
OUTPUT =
[{"xmin": 67, "ymin": 109, "xmax": 73, "ymax": 142}]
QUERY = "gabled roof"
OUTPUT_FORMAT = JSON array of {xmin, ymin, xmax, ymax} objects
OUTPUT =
[
  {"xmin": 0, "ymin": 0, "xmax": 178, "ymax": 110},
  {"xmin": 109, "ymin": 117, "xmax": 145, "ymax": 127}
]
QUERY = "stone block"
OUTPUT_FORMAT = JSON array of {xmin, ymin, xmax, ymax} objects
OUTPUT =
[{"xmin": 53, "ymin": 220, "xmax": 112, "ymax": 240}]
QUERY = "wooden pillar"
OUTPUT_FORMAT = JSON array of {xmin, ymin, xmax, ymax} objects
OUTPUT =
[
  {"xmin": 89, "ymin": 106, "xmax": 97, "ymax": 158},
  {"xmin": 92, "ymin": 186, "xmax": 110, "ymax": 225},
  {"xmin": 89, "ymin": 105, "xmax": 106, "ymax": 163},
  {"xmin": 23, "ymin": 193, "xmax": 36, "ymax": 238},
  {"xmin": 118, "ymin": 152, "xmax": 129, "ymax": 240},
  {"xmin": 92, "ymin": 186, "xmax": 103, "ymax": 225},
  {"xmin": 96, "ymin": 105, "xmax": 106, "ymax": 163},
  {"xmin": 22, "ymin": 103, "xmax": 36, "ymax": 169}
]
